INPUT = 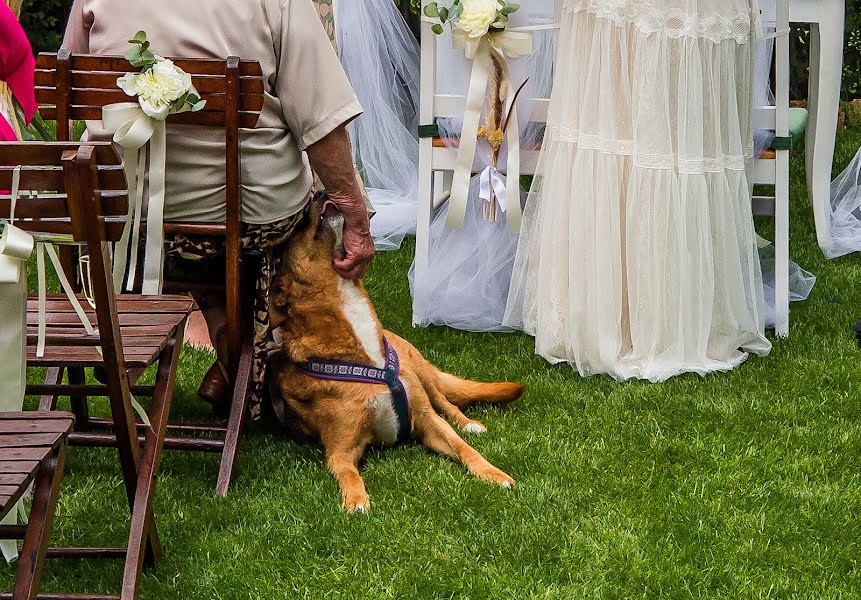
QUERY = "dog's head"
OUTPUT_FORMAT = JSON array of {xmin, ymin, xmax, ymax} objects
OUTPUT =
[{"xmin": 270, "ymin": 192, "xmax": 345, "ymax": 329}]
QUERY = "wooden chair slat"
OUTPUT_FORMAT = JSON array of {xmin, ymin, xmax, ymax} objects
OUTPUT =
[
  {"xmin": 0, "ymin": 473, "xmax": 32, "ymax": 486},
  {"xmin": 5, "ymin": 218, "xmax": 128, "ymax": 242},
  {"xmin": 0, "ymin": 142, "xmax": 121, "ymax": 166},
  {"xmin": 0, "ymin": 461, "xmax": 40, "ymax": 474},
  {"xmin": 0, "ymin": 447, "xmax": 52, "ymax": 462},
  {"xmin": 0, "ymin": 165, "xmax": 127, "ymax": 192},
  {"xmin": 0, "ymin": 433, "xmax": 67, "ymax": 449},
  {"xmin": 0, "ymin": 420, "xmax": 79, "ymax": 434},
  {"xmin": 38, "ymin": 105, "xmax": 261, "ymax": 128},
  {"xmin": 36, "ymin": 53, "xmax": 263, "ymax": 77},
  {"xmin": 35, "ymin": 88, "xmax": 264, "ymax": 113},
  {"xmin": 0, "ymin": 412, "xmax": 74, "ymax": 421},
  {"xmin": 35, "ymin": 69, "xmax": 265, "ymax": 95},
  {"xmin": 0, "ymin": 193, "xmax": 127, "ymax": 219}
]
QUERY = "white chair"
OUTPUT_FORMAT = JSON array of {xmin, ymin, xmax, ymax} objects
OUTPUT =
[
  {"xmin": 791, "ymin": 0, "xmax": 844, "ymax": 253},
  {"xmin": 413, "ymin": 0, "xmax": 560, "ymax": 325},
  {"xmin": 753, "ymin": 0, "xmax": 808, "ymax": 337}
]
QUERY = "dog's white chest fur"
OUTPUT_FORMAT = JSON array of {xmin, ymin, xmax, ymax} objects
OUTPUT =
[
  {"xmin": 338, "ymin": 279, "xmax": 385, "ymax": 367},
  {"xmin": 368, "ymin": 392, "xmax": 400, "ymax": 446}
]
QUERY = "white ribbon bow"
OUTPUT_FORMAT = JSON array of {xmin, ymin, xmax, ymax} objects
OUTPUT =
[
  {"xmin": 446, "ymin": 29, "xmax": 532, "ymax": 234},
  {"xmin": 103, "ymin": 102, "xmax": 167, "ymax": 295},
  {"xmin": 478, "ymin": 166, "xmax": 508, "ymax": 213}
]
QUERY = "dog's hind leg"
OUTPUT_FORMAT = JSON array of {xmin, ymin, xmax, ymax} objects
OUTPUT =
[{"xmin": 414, "ymin": 410, "xmax": 515, "ymax": 489}]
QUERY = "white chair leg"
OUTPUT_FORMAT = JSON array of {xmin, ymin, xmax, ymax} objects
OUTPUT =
[
  {"xmin": 413, "ymin": 143, "xmax": 435, "ymax": 326},
  {"xmin": 805, "ymin": 22, "xmax": 821, "ymax": 200},
  {"xmin": 808, "ymin": 1, "xmax": 845, "ymax": 253},
  {"xmin": 775, "ymin": 150, "xmax": 791, "ymax": 337}
]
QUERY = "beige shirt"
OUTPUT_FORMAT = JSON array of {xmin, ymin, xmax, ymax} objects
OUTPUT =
[{"xmin": 63, "ymin": 0, "xmax": 363, "ymax": 224}]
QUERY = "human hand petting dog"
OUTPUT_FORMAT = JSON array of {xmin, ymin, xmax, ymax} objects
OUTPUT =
[
  {"xmin": 306, "ymin": 124, "xmax": 375, "ymax": 279},
  {"xmin": 332, "ymin": 200, "xmax": 374, "ymax": 279}
]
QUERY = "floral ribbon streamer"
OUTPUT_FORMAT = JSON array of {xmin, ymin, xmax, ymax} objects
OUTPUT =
[
  {"xmin": 103, "ymin": 102, "xmax": 167, "ymax": 295},
  {"xmin": 446, "ymin": 29, "xmax": 531, "ymax": 233}
]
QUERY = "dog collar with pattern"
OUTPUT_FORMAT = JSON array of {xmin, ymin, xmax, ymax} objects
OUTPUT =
[{"xmin": 299, "ymin": 338, "xmax": 411, "ymax": 444}]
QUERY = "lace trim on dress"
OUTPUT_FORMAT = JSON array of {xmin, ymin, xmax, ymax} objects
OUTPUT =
[
  {"xmin": 563, "ymin": 0, "xmax": 753, "ymax": 44},
  {"xmin": 549, "ymin": 125, "xmax": 754, "ymax": 174}
]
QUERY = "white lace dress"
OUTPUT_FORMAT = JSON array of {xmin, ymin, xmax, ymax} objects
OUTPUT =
[{"xmin": 503, "ymin": 0, "xmax": 773, "ymax": 381}]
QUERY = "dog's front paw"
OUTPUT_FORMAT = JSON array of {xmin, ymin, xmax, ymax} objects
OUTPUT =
[
  {"xmin": 343, "ymin": 492, "xmax": 371, "ymax": 513},
  {"xmin": 462, "ymin": 421, "xmax": 487, "ymax": 434},
  {"xmin": 478, "ymin": 466, "xmax": 516, "ymax": 490}
]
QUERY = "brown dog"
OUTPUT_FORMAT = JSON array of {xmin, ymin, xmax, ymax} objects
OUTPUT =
[{"xmin": 268, "ymin": 195, "xmax": 523, "ymax": 512}]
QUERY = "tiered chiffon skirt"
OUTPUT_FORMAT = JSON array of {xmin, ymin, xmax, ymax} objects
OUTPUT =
[{"xmin": 504, "ymin": 0, "xmax": 772, "ymax": 381}]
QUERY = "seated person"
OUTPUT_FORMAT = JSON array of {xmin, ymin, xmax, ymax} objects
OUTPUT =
[{"xmin": 63, "ymin": 0, "xmax": 374, "ymax": 418}]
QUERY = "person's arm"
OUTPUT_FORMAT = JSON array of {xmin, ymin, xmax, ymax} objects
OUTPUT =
[
  {"xmin": 276, "ymin": 0, "xmax": 371, "ymax": 278},
  {"xmin": 61, "ymin": 0, "xmax": 91, "ymax": 53},
  {"xmin": 306, "ymin": 125, "xmax": 374, "ymax": 279}
]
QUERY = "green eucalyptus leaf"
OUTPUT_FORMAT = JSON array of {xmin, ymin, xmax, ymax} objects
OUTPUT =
[
  {"xmin": 502, "ymin": 2, "xmax": 520, "ymax": 14},
  {"xmin": 424, "ymin": 3, "xmax": 439, "ymax": 17},
  {"xmin": 438, "ymin": 6, "xmax": 448, "ymax": 22},
  {"xmin": 431, "ymin": 23, "xmax": 444, "ymax": 34},
  {"xmin": 448, "ymin": 3, "xmax": 462, "ymax": 19},
  {"xmin": 130, "ymin": 30, "xmax": 147, "ymax": 44},
  {"xmin": 191, "ymin": 100, "xmax": 207, "ymax": 112}
]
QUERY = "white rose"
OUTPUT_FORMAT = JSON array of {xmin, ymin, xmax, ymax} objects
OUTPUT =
[
  {"xmin": 457, "ymin": 0, "xmax": 505, "ymax": 39},
  {"xmin": 116, "ymin": 57, "xmax": 192, "ymax": 120}
]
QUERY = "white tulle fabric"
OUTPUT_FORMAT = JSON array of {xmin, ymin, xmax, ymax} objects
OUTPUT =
[
  {"xmin": 504, "ymin": 0, "xmax": 772, "ymax": 381},
  {"xmin": 824, "ymin": 149, "xmax": 861, "ymax": 259},
  {"xmin": 408, "ymin": 5, "xmax": 557, "ymax": 330},
  {"xmin": 336, "ymin": 0, "xmax": 420, "ymax": 250}
]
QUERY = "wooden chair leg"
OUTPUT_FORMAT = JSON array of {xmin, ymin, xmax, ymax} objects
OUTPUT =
[
  {"xmin": 37, "ymin": 368, "xmax": 64, "ymax": 412},
  {"xmin": 215, "ymin": 341, "xmax": 253, "ymax": 498},
  {"xmin": 120, "ymin": 335, "xmax": 182, "ymax": 600},
  {"xmin": 13, "ymin": 445, "xmax": 67, "ymax": 600},
  {"xmin": 68, "ymin": 368, "xmax": 89, "ymax": 431}
]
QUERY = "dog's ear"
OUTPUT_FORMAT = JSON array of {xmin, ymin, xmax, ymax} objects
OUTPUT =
[
  {"xmin": 317, "ymin": 200, "xmax": 346, "ymax": 260},
  {"xmin": 269, "ymin": 273, "xmax": 291, "ymax": 330}
]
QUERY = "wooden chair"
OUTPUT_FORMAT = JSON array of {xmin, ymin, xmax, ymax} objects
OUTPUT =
[
  {"xmin": 0, "ymin": 141, "xmax": 194, "ymax": 599},
  {"xmin": 33, "ymin": 51, "xmax": 265, "ymax": 496},
  {"xmin": 0, "ymin": 411, "xmax": 74, "ymax": 600}
]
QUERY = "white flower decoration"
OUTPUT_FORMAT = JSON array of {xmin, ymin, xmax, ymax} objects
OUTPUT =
[
  {"xmin": 457, "ymin": 0, "xmax": 505, "ymax": 39},
  {"xmin": 117, "ymin": 57, "xmax": 192, "ymax": 120}
]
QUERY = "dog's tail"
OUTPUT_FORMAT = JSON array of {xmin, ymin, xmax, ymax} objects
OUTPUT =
[{"xmin": 434, "ymin": 372, "xmax": 524, "ymax": 409}]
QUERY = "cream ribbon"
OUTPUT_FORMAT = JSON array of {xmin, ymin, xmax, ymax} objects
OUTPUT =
[
  {"xmin": 445, "ymin": 29, "xmax": 532, "ymax": 233},
  {"xmin": 0, "ymin": 168, "xmax": 35, "ymax": 282},
  {"xmin": 478, "ymin": 165, "xmax": 508, "ymax": 213},
  {"xmin": 102, "ymin": 102, "xmax": 167, "ymax": 295}
]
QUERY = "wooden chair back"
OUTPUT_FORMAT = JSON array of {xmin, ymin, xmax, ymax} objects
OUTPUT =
[
  {"xmin": 0, "ymin": 141, "xmax": 146, "ymax": 480},
  {"xmin": 0, "ymin": 141, "xmax": 127, "ymax": 241},
  {"xmin": 34, "ymin": 51, "xmax": 264, "ymax": 373}
]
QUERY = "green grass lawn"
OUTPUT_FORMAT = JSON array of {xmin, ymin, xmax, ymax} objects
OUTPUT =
[{"xmin": 2, "ymin": 128, "xmax": 861, "ymax": 599}]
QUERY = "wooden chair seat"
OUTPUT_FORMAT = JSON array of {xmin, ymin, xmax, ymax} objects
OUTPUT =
[
  {"xmin": 0, "ymin": 411, "xmax": 74, "ymax": 600},
  {"xmin": 0, "ymin": 412, "xmax": 74, "ymax": 519},
  {"xmin": 26, "ymin": 296, "xmax": 194, "ymax": 369}
]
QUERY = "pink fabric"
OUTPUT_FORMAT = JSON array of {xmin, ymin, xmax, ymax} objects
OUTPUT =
[{"xmin": 0, "ymin": 2, "xmax": 36, "ymax": 140}]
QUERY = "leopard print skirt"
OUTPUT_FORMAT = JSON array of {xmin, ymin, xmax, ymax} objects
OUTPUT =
[{"xmin": 164, "ymin": 201, "xmax": 310, "ymax": 419}]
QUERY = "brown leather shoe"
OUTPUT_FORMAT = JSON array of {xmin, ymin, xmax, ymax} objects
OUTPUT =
[{"xmin": 197, "ymin": 362, "xmax": 229, "ymax": 414}]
